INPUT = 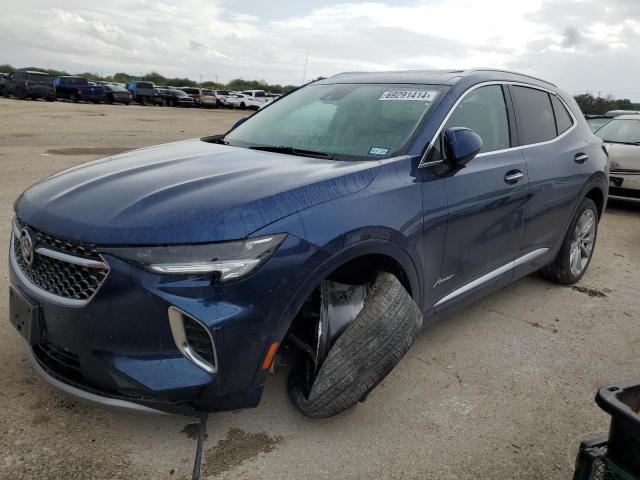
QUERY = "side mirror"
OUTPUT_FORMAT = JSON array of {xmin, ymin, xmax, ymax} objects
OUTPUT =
[{"xmin": 443, "ymin": 127, "xmax": 483, "ymax": 168}]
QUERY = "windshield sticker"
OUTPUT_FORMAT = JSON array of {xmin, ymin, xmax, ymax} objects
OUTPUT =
[
  {"xmin": 369, "ymin": 146, "xmax": 389, "ymax": 156},
  {"xmin": 379, "ymin": 90, "xmax": 439, "ymax": 101}
]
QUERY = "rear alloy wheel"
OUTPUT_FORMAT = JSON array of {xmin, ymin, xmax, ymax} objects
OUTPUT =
[
  {"xmin": 541, "ymin": 197, "xmax": 598, "ymax": 284},
  {"xmin": 288, "ymin": 272, "xmax": 422, "ymax": 418}
]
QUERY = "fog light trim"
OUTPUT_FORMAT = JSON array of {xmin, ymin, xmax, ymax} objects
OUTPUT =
[{"xmin": 168, "ymin": 307, "xmax": 217, "ymax": 374}]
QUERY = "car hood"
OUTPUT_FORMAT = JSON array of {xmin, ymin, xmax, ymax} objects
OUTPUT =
[
  {"xmin": 15, "ymin": 139, "xmax": 380, "ymax": 244},
  {"xmin": 607, "ymin": 142, "xmax": 640, "ymax": 171}
]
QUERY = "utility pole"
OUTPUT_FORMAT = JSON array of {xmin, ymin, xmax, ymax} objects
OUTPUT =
[{"xmin": 302, "ymin": 51, "xmax": 309, "ymax": 84}]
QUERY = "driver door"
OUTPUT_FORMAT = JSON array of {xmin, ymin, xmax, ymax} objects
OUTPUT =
[{"xmin": 430, "ymin": 84, "xmax": 529, "ymax": 310}]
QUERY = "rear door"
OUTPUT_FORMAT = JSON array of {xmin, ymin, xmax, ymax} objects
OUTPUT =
[
  {"xmin": 509, "ymin": 85, "xmax": 594, "ymax": 276},
  {"xmin": 430, "ymin": 84, "xmax": 528, "ymax": 310}
]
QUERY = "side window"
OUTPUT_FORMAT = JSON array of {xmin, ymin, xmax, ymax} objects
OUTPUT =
[
  {"xmin": 551, "ymin": 95, "xmax": 574, "ymax": 135},
  {"xmin": 444, "ymin": 85, "xmax": 510, "ymax": 154},
  {"xmin": 511, "ymin": 86, "xmax": 557, "ymax": 145}
]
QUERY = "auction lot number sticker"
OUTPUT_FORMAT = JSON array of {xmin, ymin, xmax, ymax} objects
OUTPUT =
[{"xmin": 379, "ymin": 90, "xmax": 439, "ymax": 101}]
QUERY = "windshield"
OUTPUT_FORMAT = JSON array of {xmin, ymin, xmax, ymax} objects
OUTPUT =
[
  {"xmin": 224, "ymin": 83, "xmax": 445, "ymax": 160},
  {"xmin": 595, "ymin": 119, "xmax": 640, "ymax": 144}
]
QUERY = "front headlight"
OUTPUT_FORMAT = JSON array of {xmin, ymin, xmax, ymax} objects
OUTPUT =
[{"xmin": 102, "ymin": 234, "xmax": 286, "ymax": 282}]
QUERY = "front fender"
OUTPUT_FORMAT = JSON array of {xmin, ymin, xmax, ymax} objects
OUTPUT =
[{"xmin": 267, "ymin": 236, "xmax": 420, "ymax": 348}]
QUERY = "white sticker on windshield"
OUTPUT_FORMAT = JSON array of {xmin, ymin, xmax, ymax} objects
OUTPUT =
[
  {"xmin": 379, "ymin": 90, "xmax": 439, "ymax": 101},
  {"xmin": 369, "ymin": 146, "xmax": 389, "ymax": 156}
]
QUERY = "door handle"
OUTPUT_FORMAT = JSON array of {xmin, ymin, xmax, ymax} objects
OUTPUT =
[
  {"xmin": 504, "ymin": 170, "xmax": 524, "ymax": 184},
  {"xmin": 574, "ymin": 153, "xmax": 589, "ymax": 164}
]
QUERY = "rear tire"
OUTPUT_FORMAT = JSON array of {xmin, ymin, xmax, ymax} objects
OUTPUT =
[
  {"xmin": 540, "ymin": 197, "xmax": 598, "ymax": 284},
  {"xmin": 70, "ymin": 94, "xmax": 79, "ymax": 103},
  {"xmin": 289, "ymin": 272, "xmax": 422, "ymax": 418}
]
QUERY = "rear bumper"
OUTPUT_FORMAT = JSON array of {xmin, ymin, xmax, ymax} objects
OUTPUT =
[{"xmin": 610, "ymin": 171, "xmax": 640, "ymax": 199}]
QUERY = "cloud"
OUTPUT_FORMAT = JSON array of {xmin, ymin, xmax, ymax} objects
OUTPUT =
[{"xmin": 0, "ymin": 0, "xmax": 639, "ymax": 99}]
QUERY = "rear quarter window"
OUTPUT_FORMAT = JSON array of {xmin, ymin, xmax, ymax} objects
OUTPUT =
[
  {"xmin": 511, "ymin": 86, "xmax": 557, "ymax": 145},
  {"xmin": 551, "ymin": 95, "xmax": 574, "ymax": 135}
]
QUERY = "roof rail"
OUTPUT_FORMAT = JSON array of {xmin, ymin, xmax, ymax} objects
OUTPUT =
[
  {"xmin": 463, "ymin": 68, "xmax": 556, "ymax": 87},
  {"xmin": 332, "ymin": 69, "xmax": 465, "ymax": 78}
]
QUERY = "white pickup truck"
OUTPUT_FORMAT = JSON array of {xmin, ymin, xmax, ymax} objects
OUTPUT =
[{"xmin": 226, "ymin": 90, "xmax": 272, "ymax": 109}]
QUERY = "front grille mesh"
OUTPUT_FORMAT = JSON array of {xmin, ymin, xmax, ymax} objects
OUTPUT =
[
  {"xmin": 183, "ymin": 317, "xmax": 216, "ymax": 366},
  {"xmin": 13, "ymin": 221, "xmax": 108, "ymax": 301}
]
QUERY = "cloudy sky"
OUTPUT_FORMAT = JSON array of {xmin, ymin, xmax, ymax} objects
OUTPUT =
[{"xmin": 2, "ymin": 0, "xmax": 639, "ymax": 98}]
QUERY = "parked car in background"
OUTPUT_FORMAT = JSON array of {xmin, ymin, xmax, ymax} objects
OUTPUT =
[
  {"xmin": 585, "ymin": 115, "xmax": 612, "ymax": 132},
  {"xmin": 104, "ymin": 85, "xmax": 132, "ymax": 105},
  {"xmin": 197, "ymin": 89, "xmax": 218, "ymax": 108},
  {"xmin": 211, "ymin": 90, "xmax": 231, "ymax": 107},
  {"xmin": 54, "ymin": 76, "xmax": 105, "ymax": 103},
  {"xmin": 127, "ymin": 81, "xmax": 157, "ymax": 105},
  {"xmin": 241, "ymin": 89, "xmax": 272, "ymax": 106},
  {"xmin": 594, "ymin": 114, "xmax": 640, "ymax": 199},
  {"xmin": 154, "ymin": 88, "xmax": 173, "ymax": 106},
  {"xmin": 8, "ymin": 69, "xmax": 607, "ymax": 417},
  {"xmin": 179, "ymin": 87, "xmax": 204, "ymax": 104},
  {"xmin": 166, "ymin": 88, "xmax": 195, "ymax": 107},
  {"xmin": 0, "ymin": 70, "xmax": 55, "ymax": 101},
  {"xmin": 225, "ymin": 93, "xmax": 264, "ymax": 109},
  {"xmin": 604, "ymin": 110, "xmax": 640, "ymax": 117}
]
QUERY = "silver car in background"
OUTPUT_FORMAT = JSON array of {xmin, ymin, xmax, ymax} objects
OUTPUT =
[{"xmin": 595, "ymin": 114, "xmax": 640, "ymax": 199}]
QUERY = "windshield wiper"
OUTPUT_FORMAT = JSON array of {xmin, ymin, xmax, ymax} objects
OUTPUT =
[
  {"xmin": 201, "ymin": 135, "xmax": 228, "ymax": 145},
  {"xmin": 248, "ymin": 145, "xmax": 336, "ymax": 159},
  {"xmin": 603, "ymin": 140, "xmax": 640, "ymax": 146}
]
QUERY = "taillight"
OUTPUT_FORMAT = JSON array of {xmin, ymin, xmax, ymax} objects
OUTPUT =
[{"xmin": 77, "ymin": 87, "xmax": 82, "ymax": 94}]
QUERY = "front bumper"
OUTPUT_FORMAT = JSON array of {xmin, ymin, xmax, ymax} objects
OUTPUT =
[
  {"xmin": 610, "ymin": 171, "xmax": 640, "ymax": 199},
  {"xmin": 9, "ymin": 232, "xmax": 326, "ymax": 413}
]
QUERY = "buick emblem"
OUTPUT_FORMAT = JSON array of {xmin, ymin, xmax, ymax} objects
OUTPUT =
[{"xmin": 19, "ymin": 228, "xmax": 36, "ymax": 267}]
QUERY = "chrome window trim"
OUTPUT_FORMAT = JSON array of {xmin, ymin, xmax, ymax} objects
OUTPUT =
[
  {"xmin": 419, "ymin": 81, "xmax": 578, "ymax": 168},
  {"xmin": 433, "ymin": 248, "xmax": 549, "ymax": 308},
  {"xmin": 168, "ymin": 306, "xmax": 218, "ymax": 375}
]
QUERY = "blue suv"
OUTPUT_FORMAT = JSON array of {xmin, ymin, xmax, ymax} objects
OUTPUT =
[{"xmin": 9, "ymin": 69, "xmax": 607, "ymax": 417}]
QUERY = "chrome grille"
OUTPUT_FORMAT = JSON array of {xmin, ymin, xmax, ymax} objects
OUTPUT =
[{"xmin": 12, "ymin": 220, "xmax": 108, "ymax": 303}]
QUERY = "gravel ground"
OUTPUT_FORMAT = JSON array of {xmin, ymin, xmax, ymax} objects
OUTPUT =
[{"xmin": 0, "ymin": 98, "xmax": 638, "ymax": 480}]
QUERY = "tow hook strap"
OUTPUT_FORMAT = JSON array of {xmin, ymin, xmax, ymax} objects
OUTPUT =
[{"xmin": 191, "ymin": 413, "xmax": 209, "ymax": 480}]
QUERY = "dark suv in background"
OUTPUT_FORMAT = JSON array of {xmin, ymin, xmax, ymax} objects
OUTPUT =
[
  {"xmin": 8, "ymin": 69, "xmax": 607, "ymax": 418},
  {"xmin": 1, "ymin": 70, "xmax": 55, "ymax": 101}
]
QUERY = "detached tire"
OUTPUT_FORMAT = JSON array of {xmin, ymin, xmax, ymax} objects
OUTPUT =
[
  {"xmin": 540, "ymin": 197, "xmax": 599, "ymax": 284},
  {"xmin": 289, "ymin": 272, "xmax": 422, "ymax": 418}
]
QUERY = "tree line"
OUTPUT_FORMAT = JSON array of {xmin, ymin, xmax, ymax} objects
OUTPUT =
[
  {"xmin": 573, "ymin": 93, "xmax": 640, "ymax": 115},
  {"xmin": 0, "ymin": 64, "xmax": 299, "ymax": 94}
]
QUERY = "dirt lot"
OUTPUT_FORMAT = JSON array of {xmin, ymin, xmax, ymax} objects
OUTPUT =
[{"xmin": 0, "ymin": 97, "xmax": 639, "ymax": 480}]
